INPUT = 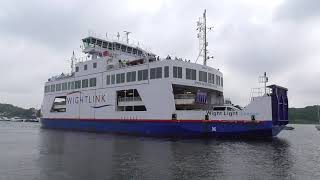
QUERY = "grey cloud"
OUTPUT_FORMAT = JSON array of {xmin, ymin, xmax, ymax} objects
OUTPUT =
[{"xmin": 275, "ymin": 0, "xmax": 320, "ymax": 22}]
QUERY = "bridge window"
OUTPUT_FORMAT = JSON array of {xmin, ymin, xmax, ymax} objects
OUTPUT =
[
  {"xmin": 127, "ymin": 47, "xmax": 132, "ymax": 53},
  {"xmin": 138, "ymin": 69, "xmax": 148, "ymax": 81},
  {"xmin": 108, "ymin": 43, "xmax": 113, "ymax": 50},
  {"xmin": 173, "ymin": 66, "xmax": 182, "ymax": 78},
  {"xmin": 116, "ymin": 73, "xmax": 125, "ymax": 84},
  {"xmin": 127, "ymin": 71, "xmax": 136, "ymax": 82},
  {"xmin": 111, "ymin": 74, "xmax": 115, "ymax": 84},
  {"xmin": 84, "ymin": 64, "xmax": 87, "ymax": 70},
  {"xmin": 82, "ymin": 79, "xmax": 89, "ymax": 88},
  {"xmin": 97, "ymin": 40, "xmax": 102, "ymax": 47},
  {"xmin": 208, "ymin": 73, "xmax": 215, "ymax": 84},
  {"xmin": 216, "ymin": 75, "xmax": 221, "ymax": 86},
  {"xmin": 199, "ymin": 71, "xmax": 207, "ymax": 82},
  {"xmin": 62, "ymin": 82, "xmax": 68, "ymax": 91},
  {"xmin": 106, "ymin": 75, "xmax": 110, "ymax": 85},
  {"xmin": 93, "ymin": 62, "xmax": 97, "ymax": 68},
  {"xmin": 90, "ymin": 38, "xmax": 96, "ymax": 45},
  {"xmin": 150, "ymin": 67, "xmax": 162, "ymax": 79},
  {"xmin": 102, "ymin": 42, "xmax": 108, "ymax": 48},
  {"xmin": 115, "ymin": 43, "xmax": 120, "ymax": 50},
  {"xmin": 68, "ymin": 81, "xmax": 74, "ymax": 90},
  {"xmin": 75, "ymin": 80, "xmax": 81, "ymax": 89},
  {"xmin": 164, "ymin": 66, "xmax": 169, "ymax": 78},
  {"xmin": 44, "ymin": 86, "xmax": 50, "ymax": 93},
  {"xmin": 56, "ymin": 84, "xmax": 61, "ymax": 91},
  {"xmin": 186, "ymin": 68, "xmax": 196, "ymax": 80},
  {"xmin": 76, "ymin": 66, "xmax": 79, "ymax": 72},
  {"xmin": 50, "ymin": 84, "xmax": 55, "ymax": 92},
  {"xmin": 89, "ymin": 78, "xmax": 96, "ymax": 87},
  {"xmin": 133, "ymin": 49, "xmax": 137, "ymax": 55},
  {"xmin": 138, "ymin": 50, "xmax": 142, "ymax": 56},
  {"xmin": 221, "ymin": 77, "xmax": 223, "ymax": 87},
  {"xmin": 121, "ymin": 45, "xmax": 126, "ymax": 52}
]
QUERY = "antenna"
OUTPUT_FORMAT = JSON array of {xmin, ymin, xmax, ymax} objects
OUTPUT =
[
  {"xmin": 117, "ymin": 32, "xmax": 120, "ymax": 41},
  {"xmin": 71, "ymin": 51, "xmax": 75, "ymax": 73},
  {"xmin": 196, "ymin": 9, "xmax": 214, "ymax": 66},
  {"xmin": 259, "ymin": 72, "xmax": 269, "ymax": 95},
  {"xmin": 124, "ymin": 31, "xmax": 131, "ymax": 44}
]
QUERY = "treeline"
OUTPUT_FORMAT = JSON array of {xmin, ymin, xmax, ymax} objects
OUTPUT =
[
  {"xmin": 289, "ymin": 105, "xmax": 319, "ymax": 124},
  {"xmin": 0, "ymin": 103, "xmax": 39, "ymax": 119}
]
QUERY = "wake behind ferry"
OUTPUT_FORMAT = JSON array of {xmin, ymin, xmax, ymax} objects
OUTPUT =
[{"xmin": 41, "ymin": 10, "xmax": 289, "ymax": 138}]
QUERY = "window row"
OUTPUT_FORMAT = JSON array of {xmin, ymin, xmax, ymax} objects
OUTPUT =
[
  {"xmin": 82, "ymin": 37, "xmax": 144, "ymax": 56},
  {"xmin": 106, "ymin": 66, "xmax": 169, "ymax": 85},
  {"xmin": 75, "ymin": 62, "xmax": 97, "ymax": 72},
  {"xmin": 44, "ymin": 77, "xmax": 97, "ymax": 93}
]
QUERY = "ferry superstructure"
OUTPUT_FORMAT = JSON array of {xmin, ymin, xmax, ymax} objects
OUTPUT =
[{"xmin": 41, "ymin": 11, "xmax": 289, "ymax": 138}]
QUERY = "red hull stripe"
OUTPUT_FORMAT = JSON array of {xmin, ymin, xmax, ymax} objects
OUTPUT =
[{"xmin": 43, "ymin": 118, "xmax": 268, "ymax": 124}]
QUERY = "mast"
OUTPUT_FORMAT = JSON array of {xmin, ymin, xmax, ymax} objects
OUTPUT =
[
  {"xmin": 124, "ymin": 31, "xmax": 131, "ymax": 44},
  {"xmin": 203, "ymin": 10, "xmax": 207, "ymax": 66},
  {"xmin": 196, "ymin": 9, "xmax": 213, "ymax": 65}
]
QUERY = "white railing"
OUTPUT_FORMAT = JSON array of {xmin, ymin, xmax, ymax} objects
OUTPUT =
[
  {"xmin": 250, "ymin": 87, "xmax": 272, "ymax": 101},
  {"xmin": 174, "ymin": 94, "xmax": 196, "ymax": 99},
  {"xmin": 118, "ymin": 97, "xmax": 142, "ymax": 102}
]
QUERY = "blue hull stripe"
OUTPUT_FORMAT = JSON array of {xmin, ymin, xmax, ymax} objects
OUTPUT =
[{"xmin": 41, "ymin": 118, "xmax": 284, "ymax": 138}]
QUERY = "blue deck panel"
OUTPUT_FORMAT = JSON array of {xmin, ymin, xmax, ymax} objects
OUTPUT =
[{"xmin": 41, "ymin": 118, "xmax": 284, "ymax": 138}]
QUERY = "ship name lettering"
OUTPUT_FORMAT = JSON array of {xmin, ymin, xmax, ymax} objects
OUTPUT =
[{"xmin": 66, "ymin": 94, "xmax": 106, "ymax": 104}]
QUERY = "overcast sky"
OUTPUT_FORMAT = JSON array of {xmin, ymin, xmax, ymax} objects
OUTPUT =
[{"xmin": 0, "ymin": 0, "xmax": 319, "ymax": 108}]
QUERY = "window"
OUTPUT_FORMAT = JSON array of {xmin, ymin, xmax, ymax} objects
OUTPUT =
[
  {"xmin": 150, "ymin": 67, "xmax": 162, "ymax": 79},
  {"xmin": 75, "ymin": 80, "xmax": 81, "ymax": 89},
  {"xmin": 221, "ymin": 77, "xmax": 223, "ymax": 87},
  {"xmin": 164, "ymin": 66, "xmax": 169, "ymax": 78},
  {"xmin": 84, "ymin": 64, "xmax": 87, "ymax": 70},
  {"xmin": 93, "ymin": 62, "xmax": 97, "ymax": 68},
  {"xmin": 173, "ymin": 66, "xmax": 182, "ymax": 78},
  {"xmin": 56, "ymin": 84, "xmax": 61, "ymax": 91},
  {"xmin": 44, "ymin": 86, "xmax": 50, "ymax": 93},
  {"xmin": 62, "ymin": 82, "xmax": 68, "ymax": 91},
  {"xmin": 115, "ymin": 43, "xmax": 120, "ymax": 50},
  {"xmin": 108, "ymin": 43, "xmax": 113, "ymax": 50},
  {"xmin": 156, "ymin": 67, "xmax": 162, "ymax": 79},
  {"xmin": 133, "ymin": 49, "xmax": 137, "ymax": 55},
  {"xmin": 102, "ymin": 42, "xmax": 108, "ymax": 48},
  {"xmin": 121, "ymin": 45, "xmax": 126, "ymax": 52},
  {"xmin": 106, "ymin": 75, "xmax": 110, "ymax": 85},
  {"xmin": 150, "ymin": 68, "xmax": 156, "ymax": 79},
  {"xmin": 120, "ymin": 73, "xmax": 125, "ymax": 83},
  {"xmin": 51, "ymin": 96, "xmax": 66, "ymax": 112},
  {"xmin": 186, "ymin": 68, "xmax": 196, "ymax": 80},
  {"xmin": 116, "ymin": 73, "xmax": 125, "ymax": 84},
  {"xmin": 208, "ymin": 73, "xmax": 215, "ymax": 84},
  {"xmin": 50, "ymin": 84, "xmax": 55, "ymax": 92},
  {"xmin": 97, "ymin": 40, "xmax": 102, "ymax": 47},
  {"xmin": 76, "ymin": 66, "xmax": 79, "ymax": 72},
  {"xmin": 199, "ymin": 71, "xmax": 208, "ymax": 82},
  {"xmin": 216, "ymin": 75, "xmax": 220, "ymax": 86},
  {"xmin": 127, "ymin": 47, "xmax": 132, "ymax": 53},
  {"xmin": 82, "ymin": 79, "xmax": 89, "ymax": 88},
  {"xmin": 89, "ymin": 78, "xmax": 96, "ymax": 87},
  {"xmin": 138, "ymin": 69, "xmax": 148, "ymax": 81},
  {"xmin": 68, "ymin": 81, "xmax": 74, "ymax": 90},
  {"xmin": 111, "ymin": 74, "xmax": 115, "ymax": 84},
  {"xmin": 127, "ymin": 71, "xmax": 136, "ymax": 82},
  {"xmin": 138, "ymin": 50, "xmax": 142, "ymax": 56}
]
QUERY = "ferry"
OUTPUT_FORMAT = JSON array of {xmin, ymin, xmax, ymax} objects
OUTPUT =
[{"xmin": 41, "ymin": 10, "xmax": 289, "ymax": 138}]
